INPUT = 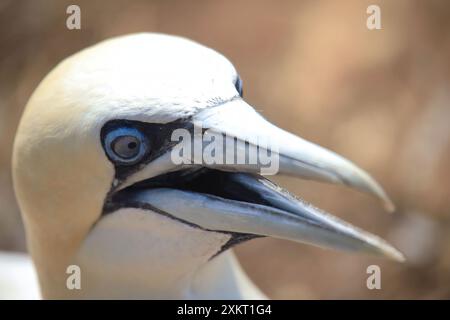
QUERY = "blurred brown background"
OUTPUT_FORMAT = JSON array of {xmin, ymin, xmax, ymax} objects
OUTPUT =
[{"xmin": 1, "ymin": 0, "xmax": 449, "ymax": 299}]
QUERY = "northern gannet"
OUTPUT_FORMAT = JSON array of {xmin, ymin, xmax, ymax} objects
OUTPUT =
[{"xmin": 9, "ymin": 33, "xmax": 403, "ymax": 299}]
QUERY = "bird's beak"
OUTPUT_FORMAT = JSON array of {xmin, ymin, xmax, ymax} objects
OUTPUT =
[
  {"xmin": 113, "ymin": 99, "xmax": 403, "ymax": 261},
  {"xmin": 193, "ymin": 99, "xmax": 394, "ymax": 212}
]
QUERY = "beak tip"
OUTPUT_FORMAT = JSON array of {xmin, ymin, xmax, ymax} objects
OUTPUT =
[
  {"xmin": 386, "ymin": 248, "xmax": 406, "ymax": 263},
  {"xmin": 383, "ymin": 197, "xmax": 396, "ymax": 214},
  {"xmin": 361, "ymin": 177, "xmax": 395, "ymax": 213},
  {"xmin": 374, "ymin": 242, "xmax": 405, "ymax": 262}
]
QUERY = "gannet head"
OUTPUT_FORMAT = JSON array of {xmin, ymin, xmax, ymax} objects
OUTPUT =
[{"xmin": 12, "ymin": 33, "xmax": 403, "ymax": 299}]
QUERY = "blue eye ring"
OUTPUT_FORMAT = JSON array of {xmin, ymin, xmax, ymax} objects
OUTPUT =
[{"xmin": 104, "ymin": 127, "xmax": 149, "ymax": 165}]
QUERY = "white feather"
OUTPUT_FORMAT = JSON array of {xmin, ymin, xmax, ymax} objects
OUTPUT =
[{"xmin": 0, "ymin": 251, "xmax": 40, "ymax": 299}]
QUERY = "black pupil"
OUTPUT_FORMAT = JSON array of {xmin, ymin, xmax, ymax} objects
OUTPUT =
[
  {"xmin": 128, "ymin": 141, "xmax": 137, "ymax": 149},
  {"xmin": 113, "ymin": 136, "xmax": 140, "ymax": 159}
]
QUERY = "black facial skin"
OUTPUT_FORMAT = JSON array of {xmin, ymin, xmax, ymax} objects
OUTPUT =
[
  {"xmin": 100, "ymin": 119, "xmax": 259, "ymax": 255},
  {"xmin": 100, "ymin": 119, "xmax": 193, "ymax": 183},
  {"xmin": 99, "ymin": 112, "xmax": 262, "ymax": 253},
  {"xmin": 235, "ymin": 75, "xmax": 243, "ymax": 97}
]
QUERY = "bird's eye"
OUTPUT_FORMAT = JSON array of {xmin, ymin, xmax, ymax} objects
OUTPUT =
[
  {"xmin": 235, "ymin": 76, "xmax": 243, "ymax": 97},
  {"xmin": 104, "ymin": 127, "xmax": 148, "ymax": 165}
]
